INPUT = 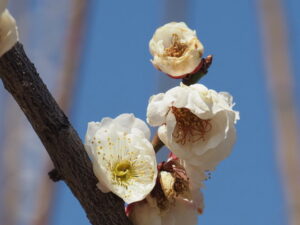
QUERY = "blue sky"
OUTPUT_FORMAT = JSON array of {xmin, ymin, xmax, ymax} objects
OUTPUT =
[{"xmin": 50, "ymin": 1, "xmax": 300, "ymax": 224}]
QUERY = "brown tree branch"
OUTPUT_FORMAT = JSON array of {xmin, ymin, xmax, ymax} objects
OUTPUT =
[{"xmin": 0, "ymin": 42, "xmax": 132, "ymax": 225}]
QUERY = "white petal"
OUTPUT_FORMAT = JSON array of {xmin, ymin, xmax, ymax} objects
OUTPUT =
[
  {"xmin": 187, "ymin": 113, "xmax": 237, "ymax": 169},
  {"xmin": 193, "ymin": 111, "xmax": 229, "ymax": 155},
  {"xmin": 85, "ymin": 122, "xmax": 102, "ymax": 143},
  {"xmin": 190, "ymin": 189, "xmax": 205, "ymax": 214},
  {"xmin": 147, "ymin": 93, "xmax": 169, "ymax": 126},
  {"xmin": 157, "ymin": 124, "xmax": 169, "ymax": 148},
  {"xmin": 182, "ymin": 162, "xmax": 206, "ymax": 189},
  {"xmin": 0, "ymin": 10, "xmax": 18, "ymax": 57},
  {"xmin": 161, "ymin": 211, "xmax": 175, "ymax": 225},
  {"xmin": 114, "ymin": 113, "xmax": 151, "ymax": 139},
  {"xmin": 172, "ymin": 200, "xmax": 198, "ymax": 225},
  {"xmin": 165, "ymin": 198, "xmax": 198, "ymax": 225},
  {"xmin": 129, "ymin": 202, "xmax": 162, "ymax": 225}
]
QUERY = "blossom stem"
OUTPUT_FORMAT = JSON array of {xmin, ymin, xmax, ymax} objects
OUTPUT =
[
  {"xmin": 152, "ymin": 133, "xmax": 164, "ymax": 153},
  {"xmin": 182, "ymin": 55, "xmax": 213, "ymax": 86}
]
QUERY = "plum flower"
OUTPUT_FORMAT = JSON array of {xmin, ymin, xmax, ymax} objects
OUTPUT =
[
  {"xmin": 128, "ymin": 198, "xmax": 199, "ymax": 225},
  {"xmin": 85, "ymin": 114, "xmax": 157, "ymax": 204},
  {"xmin": 149, "ymin": 22, "xmax": 204, "ymax": 78},
  {"xmin": 147, "ymin": 83, "xmax": 239, "ymax": 170},
  {"xmin": 127, "ymin": 159, "xmax": 203, "ymax": 225}
]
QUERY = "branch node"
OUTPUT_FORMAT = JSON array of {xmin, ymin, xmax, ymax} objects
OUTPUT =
[{"xmin": 48, "ymin": 168, "xmax": 62, "ymax": 182}]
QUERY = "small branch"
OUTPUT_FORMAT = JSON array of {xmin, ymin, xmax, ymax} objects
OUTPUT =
[{"xmin": 0, "ymin": 42, "xmax": 132, "ymax": 225}]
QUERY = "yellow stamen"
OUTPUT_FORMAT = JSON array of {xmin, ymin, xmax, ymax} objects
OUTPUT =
[{"xmin": 112, "ymin": 160, "xmax": 133, "ymax": 186}]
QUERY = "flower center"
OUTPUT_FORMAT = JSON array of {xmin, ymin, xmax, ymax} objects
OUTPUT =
[
  {"xmin": 171, "ymin": 107, "xmax": 212, "ymax": 145},
  {"xmin": 114, "ymin": 160, "xmax": 132, "ymax": 179},
  {"xmin": 164, "ymin": 33, "xmax": 187, "ymax": 57}
]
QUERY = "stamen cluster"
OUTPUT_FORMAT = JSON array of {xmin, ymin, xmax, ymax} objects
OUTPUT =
[
  {"xmin": 164, "ymin": 34, "xmax": 188, "ymax": 58},
  {"xmin": 171, "ymin": 106, "xmax": 212, "ymax": 145}
]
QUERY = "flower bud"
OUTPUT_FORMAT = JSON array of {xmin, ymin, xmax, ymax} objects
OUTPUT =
[{"xmin": 149, "ymin": 22, "xmax": 204, "ymax": 78}]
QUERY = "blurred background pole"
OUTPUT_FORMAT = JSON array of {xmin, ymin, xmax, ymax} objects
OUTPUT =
[
  {"xmin": 32, "ymin": 1, "xmax": 89, "ymax": 225},
  {"xmin": 0, "ymin": 1, "xmax": 89, "ymax": 225},
  {"xmin": 158, "ymin": 0, "xmax": 188, "ymax": 92},
  {"xmin": 258, "ymin": 1, "xmax": 300, "ymax": 225},
  {"xmin": 155, "ymin": 0, "xmax": 189, "ymax": 161}
]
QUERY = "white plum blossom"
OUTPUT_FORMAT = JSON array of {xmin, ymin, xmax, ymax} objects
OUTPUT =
[
  {"xmin": 129, "ymin": 198, "xmax": 199, "ymax": 225},
  {"xmin": 128, "ymin": 201, "xmax": 161, "ymax": 225},
  {"xmin": 149, "ymin": 22, "xmax": 204, "ymax": 78},
  {"xmin": 85, "ymin": 113, "xmax": 157, "ymax": 204},
  {"xmin": 0, "ymin": 8, "xmax": 19, "ymax": 57},
  {"xmin": 127, "ymin": 158, "xmax": 204, "ymax": 225},
  {"xmin": 147, "ymin": 83, "xmax": 239, "ymax": 170},
  {"xmin": 158, "ymin": 170, "xmax": 204, "ymax": 214},
  {"xmin": 162, "ymin": 155, "xmax": 205, "ymax": 213}
]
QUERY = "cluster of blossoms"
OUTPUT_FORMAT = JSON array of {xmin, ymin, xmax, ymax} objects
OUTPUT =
[{"xmin": 85, "ymin": 22, "xmax": 239, "ymax": 225}]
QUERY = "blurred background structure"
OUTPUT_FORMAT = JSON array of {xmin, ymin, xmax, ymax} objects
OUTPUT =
[{"xmin": 0, "ymin": 0, "xmax": 299, "ymax": 225}]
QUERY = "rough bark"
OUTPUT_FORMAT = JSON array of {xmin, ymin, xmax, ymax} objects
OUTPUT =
[{"xmin": 0, "ymin": 42, "xmax": 133, "ymax": 225}]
